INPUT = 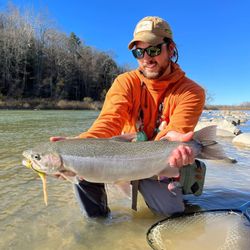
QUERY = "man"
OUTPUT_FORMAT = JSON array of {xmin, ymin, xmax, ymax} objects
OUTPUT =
[{"xmin": 51, "ymin": 16, "xmax": 205, "ymax": 217}]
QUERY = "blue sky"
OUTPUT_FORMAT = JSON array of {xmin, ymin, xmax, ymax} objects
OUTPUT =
[{"xmin": 1, "ymin": 0, "xmax": 249, "ymax": 105}]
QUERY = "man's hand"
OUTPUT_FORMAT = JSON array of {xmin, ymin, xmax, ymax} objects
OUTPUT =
[
  {"xmin": 161, "ymin": 131, "xmax": 195, "ymax": 168},
  {"xmin": 50, "ymin": 136, "xmax": 76, "ymax": 142},
  {"xmin": 53, "ymin": 170, "xmax": 76, "ymax": 181}
]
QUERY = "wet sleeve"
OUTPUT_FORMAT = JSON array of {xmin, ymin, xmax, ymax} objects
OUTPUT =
[
  {"xmin": 78, "ymin": 76, "xmax": 133, "ymax": 138},
  {"xmin": 155, "ymin": 84, "xmax": 205, "ymax": 140}
]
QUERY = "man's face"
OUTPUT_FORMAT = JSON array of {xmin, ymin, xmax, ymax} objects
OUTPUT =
[{"xmin": 135, "ymin": 41, "xmax": 171, "ymax": 79}]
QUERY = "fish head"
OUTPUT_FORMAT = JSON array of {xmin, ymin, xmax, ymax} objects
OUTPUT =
[{"xmin": 22, "ymin": 149, "xmax": 62, "ymax": 175}]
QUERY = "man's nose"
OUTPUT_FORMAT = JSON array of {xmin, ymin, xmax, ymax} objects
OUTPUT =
[{"xmin": 143, "ymin": 52, "xmax": 152, "ymax": 61}]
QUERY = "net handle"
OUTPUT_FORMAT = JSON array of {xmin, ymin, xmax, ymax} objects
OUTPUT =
[{"xmin": 239, "ymin": 201, "xmax": 250, "ymax": 221}]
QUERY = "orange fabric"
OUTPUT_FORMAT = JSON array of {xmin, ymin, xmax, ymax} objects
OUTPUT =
[{"xmin": 78, "ymin": 62, "xmax": 205, "ymax": 140}]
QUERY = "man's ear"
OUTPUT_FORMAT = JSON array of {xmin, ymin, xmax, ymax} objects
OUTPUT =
[{"xmin": 168, "ymin": 42, "xmax": 175, "ymax": 58}]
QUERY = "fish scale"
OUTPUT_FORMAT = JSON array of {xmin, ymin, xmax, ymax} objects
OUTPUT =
[
  {"xmin": 42, "ymin": 139, "xmax": 173, "ymax": 158},
  {"xmin": 23, "ymin": 126, "xmax": 226, "ymax": 183}
]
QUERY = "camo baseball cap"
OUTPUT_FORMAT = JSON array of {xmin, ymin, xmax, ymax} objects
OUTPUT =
[{"xmin": 128, "ymin": 16, "xmax": 173, "ymax": 50}]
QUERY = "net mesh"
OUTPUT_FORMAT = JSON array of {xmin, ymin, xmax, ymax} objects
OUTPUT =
[{"xmin": 147, "ymin": 211, "xmax": 250, "ymax": 250}]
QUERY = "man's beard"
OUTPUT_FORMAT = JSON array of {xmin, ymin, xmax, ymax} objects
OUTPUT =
[
  {"xmin": 140, "ymin": 61, "xmax": 170, "ymax": 79},
  {"xmin": 141, "ymin": 67, "xmax": 165, "ymax": 79}
]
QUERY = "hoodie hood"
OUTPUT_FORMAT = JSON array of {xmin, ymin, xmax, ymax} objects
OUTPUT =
[{"xmin": 135, "ymin": 62, "xmax": 186, "ymax": 92}]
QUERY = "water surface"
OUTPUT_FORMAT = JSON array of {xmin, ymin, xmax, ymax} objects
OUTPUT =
[{"xmin": 0, "ymin": 110, "xmax": 249, "ymax": 250}]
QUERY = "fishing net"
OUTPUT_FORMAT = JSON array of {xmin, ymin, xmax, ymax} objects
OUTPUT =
[{"xmin": 147, "ymin": 208, "xmax": 250, "ymax": 250}]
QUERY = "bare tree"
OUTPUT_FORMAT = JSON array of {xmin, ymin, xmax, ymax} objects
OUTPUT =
[{"xmin": 0, "ymin": 3, "xmax": 124, "ymax": 101}]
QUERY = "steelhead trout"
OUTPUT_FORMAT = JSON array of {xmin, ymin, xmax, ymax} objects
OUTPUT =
[{"xmin": 22, "ymin": 126, "xmax": 225, "ymax": 183}]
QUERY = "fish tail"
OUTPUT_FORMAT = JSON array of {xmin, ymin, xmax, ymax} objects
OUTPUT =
[
  {"xmin": 200, "ymin": 141, "xmax": 226, "ymax": 160},
  {"xmin": 194, "ymin": 125, "xmax": 226, "ymax": 160},
  {"xmin": 194, "ymin": 125, "xmax": 217, "ymax": 142}
]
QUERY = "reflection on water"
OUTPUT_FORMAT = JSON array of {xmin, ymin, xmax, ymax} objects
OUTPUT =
[{"xmin": 0, "ymin": 110, "xmax": 250, "ymax": 250}]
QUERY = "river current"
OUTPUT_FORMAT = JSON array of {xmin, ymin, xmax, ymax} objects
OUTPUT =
[{"xmin": 0, "ymin": 110, "xmax": 249, "ymax": 250}]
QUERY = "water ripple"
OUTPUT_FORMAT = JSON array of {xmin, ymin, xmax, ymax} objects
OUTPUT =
[{"xmin": 0, "ymin": 110, "xmax": 249, "ymax": 250}]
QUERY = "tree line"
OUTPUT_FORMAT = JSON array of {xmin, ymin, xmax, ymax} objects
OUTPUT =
[{"xmin": 0, "ymin": 4, "xmax": 125, "ymax": 102}]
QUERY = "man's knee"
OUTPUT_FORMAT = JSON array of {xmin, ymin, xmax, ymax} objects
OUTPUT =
[{"xmin": 139, "ymin": 178, "xmax": 185, "ymax": 216}]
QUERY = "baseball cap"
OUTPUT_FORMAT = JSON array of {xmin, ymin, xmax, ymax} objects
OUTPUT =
[{"xmin": 128, "ymin": 16, "xmax": 173, "ymax": 50}]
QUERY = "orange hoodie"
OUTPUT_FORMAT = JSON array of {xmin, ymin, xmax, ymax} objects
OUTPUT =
[{"xmin": 79, "ymin": 63, "xmax": 205, "ymax": 140}]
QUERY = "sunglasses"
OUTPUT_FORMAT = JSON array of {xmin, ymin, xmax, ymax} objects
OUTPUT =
[{"xmin": 132, "ymin": 42, "xmax": 166, "ymax": 59}]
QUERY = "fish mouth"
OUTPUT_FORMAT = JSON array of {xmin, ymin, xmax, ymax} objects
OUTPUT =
[{"xmin": 22, "ymin": 155, "xmax": 44, "ymax": 174}]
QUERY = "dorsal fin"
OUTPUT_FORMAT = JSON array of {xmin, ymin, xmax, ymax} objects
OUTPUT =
[{"xmin": 111, "ymin": 133, "xmax": 137, "ymax": 142}]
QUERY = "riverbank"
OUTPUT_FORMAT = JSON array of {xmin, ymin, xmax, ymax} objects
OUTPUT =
[
  {"xmin": 1, "ymin": 98, "xmax": 250, "ymax": 111},
  {"xmin": 205, "ymin": 105, "xmax": 250, "ymax": 110},
  {"xmin": 0, "ymin": 98, "xmax": 103, "ymax": 110}
]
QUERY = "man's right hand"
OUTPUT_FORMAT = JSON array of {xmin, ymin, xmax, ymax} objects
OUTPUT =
[{"xmin": 160, "ymin": 131, "xmax": 195, "ymax": 168}]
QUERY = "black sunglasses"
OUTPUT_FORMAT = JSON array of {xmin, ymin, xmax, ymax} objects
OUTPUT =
[{"xmin": 132, "ymin": 42, "xmax": 166, "ymax": 59}]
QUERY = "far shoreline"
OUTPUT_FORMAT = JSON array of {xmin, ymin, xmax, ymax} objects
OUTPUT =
[
  {"xmin": 0, "ymin": 99, "xmax": 103, "ymax": 111},
  {"xmin": 0, "ymin": 99, "xmax": 250, "ymax": 111}
]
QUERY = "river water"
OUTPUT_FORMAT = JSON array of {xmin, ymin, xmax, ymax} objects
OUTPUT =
[{"xmin": 0, "ymin": 110, "xmax": 249, "ymax": 250}]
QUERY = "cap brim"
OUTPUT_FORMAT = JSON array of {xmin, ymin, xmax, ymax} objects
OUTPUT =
[{"xmin": 128, "ymin": 32, "xmax": 164, "ymax": 50}]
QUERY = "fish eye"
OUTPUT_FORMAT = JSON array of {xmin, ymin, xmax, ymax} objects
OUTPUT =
[{"xmin": 33, "ymin": 154, "xmax": 41, "ymax": 161}]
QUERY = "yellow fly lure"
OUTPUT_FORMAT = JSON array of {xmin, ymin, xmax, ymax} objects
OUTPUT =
[{"xmin": 24, "ymin": 160, "xmax": 48, "ymax": 206}]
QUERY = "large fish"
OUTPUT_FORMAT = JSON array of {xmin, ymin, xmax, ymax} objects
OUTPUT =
[{"xmin": 22, "ymin": 126, "xmax": 225, "ymax": 183}]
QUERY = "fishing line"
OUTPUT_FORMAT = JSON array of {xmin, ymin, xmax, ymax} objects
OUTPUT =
[
  {"xmin": 56, "ymin": 173, "xmax": 103, "ymax": 207},
  {"xmin": 146, "ymin": 201, "xmax": 250, "ymax": 250},
  {"xmin": 73, "ymin": 177, "xmax": 108, "ymax": 208}
]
